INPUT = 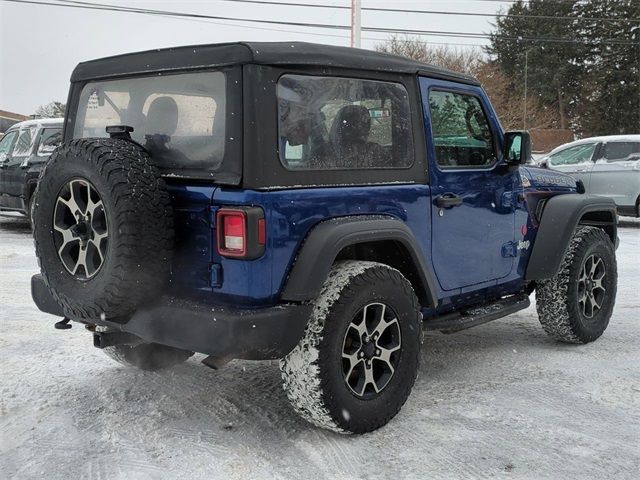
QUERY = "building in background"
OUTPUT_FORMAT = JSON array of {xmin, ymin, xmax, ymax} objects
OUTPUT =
[{"xmin": 0, "ymin": 110, "xmax": 30, "ymax": 135}]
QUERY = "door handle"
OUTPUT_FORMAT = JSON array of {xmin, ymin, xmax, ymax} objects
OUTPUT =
[{"xmin": 435, "ymin": 193, "xmax": 463, "ymax": 209}]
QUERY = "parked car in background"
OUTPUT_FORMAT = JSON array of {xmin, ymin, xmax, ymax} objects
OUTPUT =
[
  {"xmin": 0, "ymin": 118, "xmax": 63, "ymax": 221},
  {"xmin": 538, "ymin": 135, "xmax": 640, "ymax": 217}
]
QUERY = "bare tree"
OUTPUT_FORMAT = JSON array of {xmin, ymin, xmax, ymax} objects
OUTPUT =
[
  {"xmin": 375, "ymin": 35, "xmax": 555, "ymax": 131},
  {"xmin": 376, "ymin": 35, "xmax": 483, "ymax": 75},
  {"xmin": 34, "ymin": 101, "xmax": 66, "ymax": 119},
  {"xmin": 475, "ymin": 62, "xmax": 556, "ymax": 131}
]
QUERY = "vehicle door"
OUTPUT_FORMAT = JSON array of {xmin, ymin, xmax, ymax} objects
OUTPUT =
[
  {"xmin": 420, "ymin": 78, "xmax": 518, "ymax": 291},
  {"xmin": 589, "ymin": 141, "xmax": 640, "ymax": 207},
  {"xmin": 5, "ymin": 125, "xmax": 38, "ymax": 199},
  {"xmin": 546, "ymin": 142, "xmax": 598, "ymax": 189},
  {"xmin": 0, "ymin": 130, "xmax": 19, "ymax": 207}
]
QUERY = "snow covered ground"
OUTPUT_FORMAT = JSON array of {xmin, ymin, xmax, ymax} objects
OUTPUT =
[{"xmin": 1, "ymin": 212, "xmax": 638, "ymax": 479}]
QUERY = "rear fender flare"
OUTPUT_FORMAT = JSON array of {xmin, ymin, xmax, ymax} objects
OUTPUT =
[{"xmin": 280, "ymin": 215, "xmax": 438, "ymax": 307}]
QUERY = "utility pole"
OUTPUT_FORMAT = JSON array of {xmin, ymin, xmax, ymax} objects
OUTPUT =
[
  {"xmin": 523, "ymin": 49, "xmax": 529, "ymax": 130},
  {"xmin": 351, "ymin": 0, "xmax": 361, "ymax": 48}
]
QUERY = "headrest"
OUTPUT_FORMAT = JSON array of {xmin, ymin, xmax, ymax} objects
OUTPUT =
[
  {"xmin": 330, "ymin": 104, "xmax": 371, "ymax": 146},
  {"xmin": 146, "ymin": 96, "xmax": 179, "ymax": 136}
]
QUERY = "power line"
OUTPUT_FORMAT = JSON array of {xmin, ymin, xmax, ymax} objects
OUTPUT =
[
  {"xmin": 4, "ymin": 0, "xmax": 638, "ymax": 46},
  {"xmin": 212, "ymin": 0, "xmax": 639, "ymax": 23}
]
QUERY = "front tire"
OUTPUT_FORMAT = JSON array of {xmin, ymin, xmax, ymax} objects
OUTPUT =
[
  {"xmin": 536, "ymin": 226, "xmax": 617, "ymax": 344},
  {"xmin": 280, "ymin": 261, "xmax": 422, "ymax": 433}
]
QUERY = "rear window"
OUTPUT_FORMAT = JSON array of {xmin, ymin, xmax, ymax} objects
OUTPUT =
[
  {"xmin": 73, "ymin": 71, "xmax": 226, "ymax": 172},
  {"xmin": 277, "ymin": 74, "xmax": 414, "ymax": 170}
]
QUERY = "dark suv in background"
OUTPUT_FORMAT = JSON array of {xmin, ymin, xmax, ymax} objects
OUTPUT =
[{"xmin": 0, "ymin": 118, "xmax": 63, "ymax": 221}]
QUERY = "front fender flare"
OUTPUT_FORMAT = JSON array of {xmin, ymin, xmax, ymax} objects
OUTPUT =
[
  {"xmin": 280, "ymin": 215, "xmax": 438, "ymax": 306},
  {"xmin": 525, "ymin": 194, "xmax": 617, "ymax": 281}
]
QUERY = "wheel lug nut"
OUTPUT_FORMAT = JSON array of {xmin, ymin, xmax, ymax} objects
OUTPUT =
[{"xmin": 376, "ymin": 349, "xmax": 381, "ymax": 355}]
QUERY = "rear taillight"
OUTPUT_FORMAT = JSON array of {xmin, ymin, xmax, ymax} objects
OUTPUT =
[{"xmin": 216, "ymin": 207, "xmax": 265, "ymax": 259}]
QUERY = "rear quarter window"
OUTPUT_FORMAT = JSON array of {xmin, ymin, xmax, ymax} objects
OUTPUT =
[{"xmin": 277, "ymin": 74, "xmax": 414, "ymax": 170}]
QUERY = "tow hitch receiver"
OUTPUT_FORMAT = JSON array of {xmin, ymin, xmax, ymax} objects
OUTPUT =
[{"xmin": 93, "ymin": 330, "xmax": 141, "ymax": 349}]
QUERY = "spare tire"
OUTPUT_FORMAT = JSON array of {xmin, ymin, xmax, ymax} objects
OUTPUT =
[{"xmin": 33, "ymin": 138, "xmax": 174, "ymax": 321}]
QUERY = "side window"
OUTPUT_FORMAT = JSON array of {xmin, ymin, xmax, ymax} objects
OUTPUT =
[
  {"xmin": 0, "ymin": 131, "xmax": 18, "ymax": 158},
  {"xmin": 602, "ymin": 142, "xmax": 639, "ymax": 162},
  {"xmin": 428, "ymin": 90, "xmax": 496, "ymax": 168},
  {"xmin": 549, "ymin": 143, "xmax": 596, "ymax": 166},
  {"xmin": 276, "ymin": 74, "xmax": 414, "ymax": 170},
  {"xmin": 12, "ymin": 127, "xmax": 37, "ymax": 157},
  {"xmin": 37, "ymin": 128, "xmax": 62, "ymax": 156}
]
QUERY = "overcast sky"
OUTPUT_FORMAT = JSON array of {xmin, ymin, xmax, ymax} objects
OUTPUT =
[{"xmin": 0, "ymin": 0, "xmax": 500, "ymax": 115}]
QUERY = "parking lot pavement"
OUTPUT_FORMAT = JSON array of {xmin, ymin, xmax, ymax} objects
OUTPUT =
[{"xmin": 1, "ymin": 212, "xmax": 639, "ymax": 480}]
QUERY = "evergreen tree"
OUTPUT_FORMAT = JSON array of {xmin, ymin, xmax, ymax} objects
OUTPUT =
[
  {"xmin": 574, "ymin": 0, "xmax": 640, "ymax": 135},
  {"xmin": 487, "ymin": 0, "xmax": 581, "ymax": 130},
  {"xmin": 488, "ymin": 0, "xmax": 640, "ymax": 136}
]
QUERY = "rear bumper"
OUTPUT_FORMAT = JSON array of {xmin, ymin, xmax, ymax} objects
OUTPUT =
[{"xmin": 31, "ymin": 274, "xmax": 311, "ymax": 360}]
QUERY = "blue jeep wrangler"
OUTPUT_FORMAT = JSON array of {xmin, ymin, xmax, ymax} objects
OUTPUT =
[{"xmin": 31, "ymin": 42, "xmax": 618, "ymax": 433}]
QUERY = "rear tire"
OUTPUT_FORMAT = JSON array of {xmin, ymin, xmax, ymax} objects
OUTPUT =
[
  {"xmin": 535, "ymin": 226, "xmax": 617, "ymax": 343},
  {"xmin": 280, "ymin": 261, "xmax": 422, "ymax": 433}
]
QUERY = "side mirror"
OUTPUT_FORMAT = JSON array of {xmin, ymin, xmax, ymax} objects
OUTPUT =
[
  {"xmin": 0, "ymin": 152, "xmax": 7, "ymax": 163},
  {"xmin": 503, "ymin": 131, "xmax": 532, "ymax": 166}
]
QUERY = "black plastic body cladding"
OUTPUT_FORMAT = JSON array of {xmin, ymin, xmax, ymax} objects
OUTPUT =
[
  {"xmin": 280, "ymin": 215, "xmax": 438, "ymax": 306},
  {"xmin": 526, "ymin": 194, "xmax": 617, "ymax": 281}
]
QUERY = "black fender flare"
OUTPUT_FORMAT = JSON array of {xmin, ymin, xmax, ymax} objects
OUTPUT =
[
  {"xmin": 525, "ymin": 194, "xmax": 617, "ymax": 281},
  {"xmin": 280, "ymin": 215, "xmax": 438, "ymax": 307},
  {"xmin": 22, "ymin": 167, "xmax": 43, "ymax": 203}
]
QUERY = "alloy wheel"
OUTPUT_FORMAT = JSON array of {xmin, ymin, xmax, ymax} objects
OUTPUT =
[
  {"xmin": 341, "ymin": 302, "xmax": 402, "ymax": 399},
  {"xmin": 577, "ymin": 254, "xmax": 606, "ymax": 319},
  {"xmin": 53, "ymin": 178, "xmax": 108, "ymax": 279}
]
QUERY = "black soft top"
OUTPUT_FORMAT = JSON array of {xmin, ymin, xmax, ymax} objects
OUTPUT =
[{"xmin": 71, "ymin": 41, "xmax": 480, "ymax": 85}]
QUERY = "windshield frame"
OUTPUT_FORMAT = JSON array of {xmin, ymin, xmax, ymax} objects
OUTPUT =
[{"xmin": 65, "ymin": 65, "xmax": 242, "ymax": 185}]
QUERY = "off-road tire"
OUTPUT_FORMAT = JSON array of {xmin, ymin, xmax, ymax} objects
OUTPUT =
[
  {"xmin": 96, "ymin": 327, "xmax": 193, "ymax": 371},
  {"xmin": 536, "ymin": 226, "xmax": 617, "ymax": 344},
  {"xmin": 33, "ymin": 138, "xmax": 174, "ymax": 321},
  {"xmin": 280, "ymin": 260, "xmax": 422, "ymax": 434}
]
